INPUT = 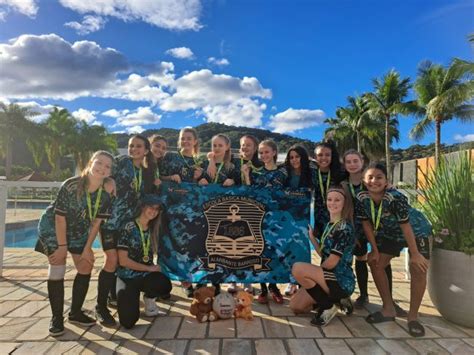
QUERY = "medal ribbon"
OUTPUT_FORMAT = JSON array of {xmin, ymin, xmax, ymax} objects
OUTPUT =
[
  {"xmin": 180, "ymin": 152, "xmax": 200, "ymax": 168},
  {"xmin": 213, "ymin": 162, "xmax": 224, "ymax": 184},
  {"xmin": 370, "ymin": 199, "xmax": 383, "ymax": 233},
  {"xmin": 133, "ymin": 166, "xmax": 142, "ymax": 193},
  {"xmin": 349, "ymin": 183, "xmax": 355, "ymax": 198},
  {"xmin": 136, "ymin": 220, "xmax": 151, "ymax": 262},
  {"xmin": 318, "ymin": 220, "xmax": 341, "ymax": 253},
  {"xmin": 86, "ymin": 187, "xmax": 102, "ymax": 221},
  {"xmin": 318, "ymin": 170, "xmax": 331, "ymax": 200}
]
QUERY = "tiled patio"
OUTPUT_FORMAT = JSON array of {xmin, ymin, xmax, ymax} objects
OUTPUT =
[{"xmin": 0, "ymin": 248, "xmax": 473, "ymax": 354}]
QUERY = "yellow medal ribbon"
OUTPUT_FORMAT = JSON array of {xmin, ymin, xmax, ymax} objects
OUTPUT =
[
  {"xmin": 133, "ymin": 166, "xmax": 142, "ymax": 193},
  {"xmin": 136, "ymin": 219, "xmax": 151, "ymax": 263},
  {"xmin": 180, "ymin": 152, "xmax": 201, "ymax": 168},
  {"xmin": 349, "ymin": 183, "xmax": 356, "ymax": 198},
  {"xmin": 86, "ymin": 187, "xmax": 102, "ymax": 221},
  {"xmin": 318, "ymin": 169, "xmax": 331, "ymax": 201},
  {"xmin": 370, "ymin": 199, "xmax": 383, "ymax": 233},
  {"xmin": 155, "ymin": 167, "xmax": 160, "ymax": 180},
  {"xmin": 319, "ymin": 220, "xmax": 341, "ymax": 253},
  {"xmin": 213, "ymin": 162, "xmax": 224, "ymax": 184}
]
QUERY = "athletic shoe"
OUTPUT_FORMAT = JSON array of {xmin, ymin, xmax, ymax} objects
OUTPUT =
[
  {"xmin": 107, "ymin": 295, "xmax": 117, "ymax": 309},
  {"xmin": 270, "ymin": 289, "xmax": 284, "ymax": 304},
  {"xmin": 354, "ymin": 295, "xmax": 369, "ymax": 309},
  {"xmin": 284, "ymin": 284, "xmax": 297, "ymax": 296},
  {"xmin": 227, "ymin": 283, "xmax": 238, "ymax": 294},
  {"xmin": 49, "ymin": 316, "xmax": 65, "ymax": 337},
  {"xmin": 95, "ymin": 305, "xmax": 116, "ymax": 326},
  {"xmin": 68, "ymin": 311, "xmax": 96, "ymax": 326},
  {"xmin": 244, "ymin": 284, "xmax": 254, "ymax": 295},
  {"xmin": 143, "ymin": 296, "xmax": 162, "ymax": 317},
  {"xmin": 183, "ymin": 285, "xmax": 194, "ymax": 298},
  {"xmin": 338, "ymin": 297, "xmax": 353, "ymax": 315},
  {"xmin": 257, "ymin": 293, "xmax": 268, "ymax": 304},
  {"xmin": 310, "ymin": 305, "xmax": 338, "ymax": 327}
]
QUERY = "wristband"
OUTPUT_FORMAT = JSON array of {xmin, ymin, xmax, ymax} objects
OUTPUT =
[{"xmin": 58, "ymin": 244, "xmax": 67, "ymax": 247}]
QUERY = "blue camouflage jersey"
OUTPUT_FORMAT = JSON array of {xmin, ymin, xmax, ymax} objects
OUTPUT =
[
  {"xmin": 199, "ymin": 160, "xmax": 239, "ymax": 184},
  {"xmin": 117, "ymin": 220, "xmax": 154, "ymax": 279},
  {"xmin": 102, "ymin": 155, "xmax": 144, "ymax": 232},
  {"xmin": 36, "ymin": 176, "xmax": 112, "ymax": 255},
  {"xmin": 250, "ymin": 166, "xmax": 287, "ymax": 187},
  {"xmin": 231, "ymin": 155, "xmax": 263, "ymax": 185},
  {"xmin": 355, "ymin": 188, "xmax": 432, "ymax": 244},
  {"xmin": 160, "ymin": 151, "xmax": 204, "ymax": 183},
  {"xmin": 320, "ymin": 220, "xmax": 355, "ymax": 294}
]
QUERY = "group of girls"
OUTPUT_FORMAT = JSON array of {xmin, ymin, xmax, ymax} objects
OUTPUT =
[{"xmin": 36, "ymin": 126, "xmax": 431, "ymax": 338}]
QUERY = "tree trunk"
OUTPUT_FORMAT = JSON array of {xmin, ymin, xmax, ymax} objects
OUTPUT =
[
  {"xmin": 435, "ymin": 118, "xmax": 441, "ymax": 167},
  {"xmin": 356, "ymin": 131, "xmax": 361, "ymax": 152},
  {"xmin": 5, "ymin": 138, "xmax": 12, "ymax": 180},
  {"xmin": 385, "ymin": 114, "xmax": 391, "ymax": 181}
]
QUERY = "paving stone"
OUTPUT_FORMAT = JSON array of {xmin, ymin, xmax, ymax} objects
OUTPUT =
[
  {"xmin": 377, "ymin": 339, "xmax": 418, "ymax": 354},
  {"xmin": 47, "ymin": 340, "xmax": 89, "ymax": 354},
  {"xmin": 420, "ymin": 316, "xmax": 470, "ymax": 338},
  {"xmin": 372, "ymin": 320, "xmax": 410, "ymax": 338},
  {"xmin": 286, "ymin": 338, "xmax": 321, "ymax": 354},
  {"xmin": 405, "ymin": 339, "xmax": 450, "ymax": 354},
  {"xmin": 168, "ymin": 300, "xmax": 192, "ymax": 316},
  {"xmin": 117, "ymin": 339, "xmax": 157, "ymax": 354},
  {"xmin": 177, "ymin": 316, "xmax": 207, "ymax": 339},
  {"xmin": 0, "ymin": 287, "xmax": 16, "ymax": 298},
  {"xmin": 252, "ymin": 302, "xmax": 272, "ymax": 316},
  {"xmin": 145, "ymin": 316, "xmax": 182, "ymax": 339},
  {"xmin": 435, "ymin": 338, "xmax": 474, "ymax": 354},
  {"xmin": 3, "ymin": 287, "xmax": 35, "ymax": 300},
  {"xmin": 395, "ymin": 318, "xmax": 440, "ymax": 338},
  {"xmin": 0, "ymin": 317, "xmax": 37, "ymax": 340},
  {"xmin": 316, "ymin": 339, "xmax": 353, "ymax": 354},
  {"xmin": 16, "ymin": 317, "xmax": 49, "ymax": 340},
  {"xmin": 208, "ymin": 317, "xmax": 235, "ymax": 338},
  {"xmin": 342, "ymin": 316, "xmax": 382, "ymax": 337},
  {"xmin": 82, "ymin": 340, "xmax": 123, "ymax": 354},
  {"xmin": 0, "ymin": 317, "xmax": 9, "ymax": 326},
  {"xmin": 222, "ymin": 339, "xmax": 252, "ymax": 355},
  {"xmin": 188, "ymin": 339, "xmax": 220, "ymax": 354},
  {"xmin": 346, "ymin": 339, "xmax": 387, "ymax": 355},
  {"xmin": 0, "ymin": 300, "xmax": 26, "ymax": 316},
  {"xmin": 6, "ymin": 300, "xmax": 49, "ymax": 317},
  {"xmin": 154, "ymin": 339, "xmax": 188, "ymax": 354},
  {"xmin": 0, "ymin": 342, "xmax": 21, "ymax": 354},
  {"xmin": 288, "ymin": 316, "xmax": 323, "ymax": 338},
  {"xmin": 261, "ymin": 316, "xmax": 294, "ymax": 338},
  {"xmin": 80, "ymin": 323, "xmax": 117, "ymax": 341},
  {"xmin": 236, "ymin": 317, "xmax": 265, "ymax": 338},
  {"xmin": 269, "ymin": 301, "xmax": 295, "ymax": 316},
  {"xmin": 454, "ymin": 325, "xmax": 474, "ymax": 337},
  {"xmin": 320, "ymin": 316, "xmax": 353, "ymax": 338},
  {"xmin": 13, "ymin": 341, "xmax": 55, "ymax": 354},
  {"xmin": 113, "ymin": 318, "xmax": 152, "ymax": 339},
  {"xmin": 463, "ymin": 338, "xmax": 474, "ymax": 347},
  {"xmin": 255, "ymin": 339, "xmax": 286, "ymax": 354}
]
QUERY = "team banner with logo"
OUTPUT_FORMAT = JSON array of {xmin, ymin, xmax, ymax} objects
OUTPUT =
[{"xmin": 158, "ymin": 182, "xmax": 311, "ymax": 283}]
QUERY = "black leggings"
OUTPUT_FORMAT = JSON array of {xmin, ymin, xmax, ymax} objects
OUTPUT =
[{"xmin": 117, "ymin": 272, "xmax": 172, "ymax": 329}]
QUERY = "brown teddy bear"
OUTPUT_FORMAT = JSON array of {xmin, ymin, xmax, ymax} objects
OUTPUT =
[
  {"xmin": 234, "ymin": 290, "xmax": 254, "ymax": 320},
  {"xmin": 190, "ymin": 286, "xmax": 218, "ymax": 323}
]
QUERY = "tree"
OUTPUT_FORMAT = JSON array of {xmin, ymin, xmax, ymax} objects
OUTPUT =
[
  {"xmin": 365, "ymin": 70, "xmax": 411, "ymax": 179},
  {"xmin": 325, "ymin": 95, "xmax": 399, "ymax": 161},
  {"xmin": 0, "ymin": 102, "xmax": 38, "ymax": 179},
  {"xmin": 410, "ymin": 59, "xmax": 474, "ymax": 165}
]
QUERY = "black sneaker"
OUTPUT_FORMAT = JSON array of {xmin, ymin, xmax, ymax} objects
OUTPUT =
[
  {"xmin": 310, "ymin": 305, "xmax": 338, "ymax": 327},
  {"xmin": 338, "ymin": 297, "xmax": 353, "ymax": 315},
  {"xmin": 107, "ymin": 295, "xmax": 118, "ymax": 309},
  {"xmin": 49, "ymin": 316, "xmax": 65, "ymax": 337},
  {"xmin": 68, "ymin": 311, "xmax": 96, "ymax": 326},
  {"xmin": 354, "ymin": 295, "xmax": 369, "ymax": 309},
  {"xmin": 95, "ymin": 305, "xmax": 116, "ymax": 326},
  {"xmin": 184, "ymin": 285, "xmax": 194, "ymax": 298}
]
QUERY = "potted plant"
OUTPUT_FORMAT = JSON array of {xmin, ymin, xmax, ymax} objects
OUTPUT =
[{"xmin": 416, "ymin": 151, "xmax": 473, "ymax": 327}]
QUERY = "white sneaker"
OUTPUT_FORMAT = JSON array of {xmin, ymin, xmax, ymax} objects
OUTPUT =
[
  {"xmin": 284, "ymin": 284, "xmax": 297, "ymax": 296},
  {"xmin": 143, "ymin": 295, "xmax": 161, "ymax": 317},
  {"xmin": 311, "ymin": 304, "xmax": 338, "ymax": 327}
]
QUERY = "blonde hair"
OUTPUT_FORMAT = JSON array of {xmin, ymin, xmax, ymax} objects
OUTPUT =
[
  {"xmin": 178, "ymin": 127, "xmax": 200, "ymax": 155},
  {"xmin": 149, "ymin": 134, "xmax": 167, "ymax": 146},
  {"xmin": 77, "ymin": 150, "xmax": 114, "ymax": 200},
  {"xmin": 327, "ymin": 185, "xmax": 354, "ymax": 224},
  {"xmin": 259, "ymin": 139, "xmax": 278, "ymax": 163},
  {"xmin": 212, "ymin": 134, "xmax": 232, "ymax": 168}
]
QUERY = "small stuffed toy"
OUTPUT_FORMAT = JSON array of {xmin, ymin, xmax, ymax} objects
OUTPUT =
[
  {"xmin": 190, "ymin": 286, "xmax": 218, "ymax": 323},
  {"xmin": 213, "ymin": 292, "xmax": 236, "ymax": 319},
  {"xmin": 234, "ymin": 290, "xmax": 254, "ymax": 320}
]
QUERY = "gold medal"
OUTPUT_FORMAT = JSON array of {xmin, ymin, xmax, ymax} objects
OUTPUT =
[{"xmin": 142, "ymin": 255, "xmax": 150, "ymax": 263}]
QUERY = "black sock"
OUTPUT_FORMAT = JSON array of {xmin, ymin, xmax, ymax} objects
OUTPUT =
[
  {"xmin": 260, "ymin": 283, "xmax": 268, "ymax": 295},
  {"xmin": 306, "ymin": 284, "xmax": 331, "ymax": 311},
  {"xmin": 48, "ymin": 279, "xmax": 64, "ymax": 318},
  {"xmin": 109, "ymin": 273, "xmax": 117, "ymax": 301},
  {"xmin": 385, "ymin": 264, "xmax": 393, "ymax": 295},
  {"xmin": 97, "ymin": 270, "xmax": 115, "ymax": 308},
  {"xmin": 71, "ymin": 273, "xmax": 91, "ymax": 315},
  {"xmin": 355, "ymin": 260, "xmax": 368, "ymax": 297}
]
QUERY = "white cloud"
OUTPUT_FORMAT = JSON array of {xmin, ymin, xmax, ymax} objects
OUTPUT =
[
  {"xmin": 15, "ymin": 101, "xmax": 58, "ymax": 122},
  {"xmin": 65, "ymin": 15, "xmax": 107, "ymax": 35},
  {"xmin": 208, "ymin": 57, "xmax": 229, "ymax": 66},
  {"xmin": 126, "ymin": 125, "xmax": 145, "ymax": 134},
  {"xmin": 59, "ymin": 0, "xmax": 202, "ymax": 31},
  {"xmin": 0, "ymin": 0, "xmax": 38, "ymax": 18},
  {"xmin": 116, "ymin": 106, "xmax": 162, "ymax": 127},
  {"xmin": 0, "ymin": 34, "xmax": 129, "ymax": 100},
  {"xmin": 269, "ymin": 108, "xmax": 326, "ymax": 133},
  {"xmin": 72, "ymin": 108, "xmax": 99, "ymax": 123},
  {"xmin": 454, "ymin": 133, "xmax": 474, "ymax": 143},
  {"xmin": 102, "ymin": 108, "xmax": 129, "ymax": 118},
  {"xmin": 202, "ymin": 99, "xmax": 266, "ymax": 127},
  {"xmin": 166, "ymin": 47, "xmax": 194, "ymax": 59}
]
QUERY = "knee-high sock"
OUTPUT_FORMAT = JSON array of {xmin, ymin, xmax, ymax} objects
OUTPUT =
[
  {"xmin": 355, "ymin": 260, "xmax": 368, "ymax": 297},
  {"xmin": 48, "ymin": 279, "xmax": 64, "ymax": 318},
  {"xmin": 385, "ymin": 264, "xmax": 393, "ymax": 295},
  {"xmin": 97, "ymin": 270, "xmax": 115, "ymax": 307},
  {"xmin": 71, "ymin": 273, "xmax": 91, "ymax": 315}
]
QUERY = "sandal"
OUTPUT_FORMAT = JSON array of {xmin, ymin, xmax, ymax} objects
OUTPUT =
[
  {"xmin": 366, "ymin": 311, "xmax": 395, "ymax": 324},
  {"xmin": 408, "ymin": 320, "xmax": 425, "ymax": 337}
]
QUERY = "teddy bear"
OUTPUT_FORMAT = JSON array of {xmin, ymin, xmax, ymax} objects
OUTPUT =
[
  {"xmin": 190, "ymin": 286, "xmax": 218, "ymax": 323},
  {"xmin": 234, "ymin": 290, "xmax": 254, "ymax": 320}
]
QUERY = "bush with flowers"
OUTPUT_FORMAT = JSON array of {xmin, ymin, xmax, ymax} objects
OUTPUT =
[{"xmin": 416, "ymin": 151, "xmax": 473, "ymax": 254}]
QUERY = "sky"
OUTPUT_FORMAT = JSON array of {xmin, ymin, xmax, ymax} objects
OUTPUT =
[{"xmin": 0, "ymin": 0, "xmax": 473, "ymax": 148}]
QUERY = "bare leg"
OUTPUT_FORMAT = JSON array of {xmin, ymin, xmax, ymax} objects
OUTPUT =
[
  {"xmin": 408, "ymin": 264, "xmax": 428, "ymax": 322},
  {"xmin": 368, "ymin": 253, "xmax": 396, "ymax": 317}
]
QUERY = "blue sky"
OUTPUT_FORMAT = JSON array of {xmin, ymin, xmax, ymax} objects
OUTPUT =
[{"xmin": 0, "ymin": 0, "xmax": 472, "ymax": 148}]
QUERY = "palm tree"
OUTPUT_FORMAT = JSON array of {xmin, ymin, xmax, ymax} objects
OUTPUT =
[
  {"xmin": 365, "ymin": 70, "xmax": 411, "ymax": 179},
  {"xmin": 0, "ymin": 102, "xmax": 38, "ymax": 179},
  {"xmin": 411, "ymin": 59, "xmax": 474, "ymax": 165},
  {"xmin": 325, "ymin": 95, "xmax": 399, "ymax": 160}
]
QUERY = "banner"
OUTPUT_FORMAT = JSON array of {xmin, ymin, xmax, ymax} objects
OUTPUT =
[{"xmin": 158, "ymin": 182, "xmax": 311, "ymax": 283}]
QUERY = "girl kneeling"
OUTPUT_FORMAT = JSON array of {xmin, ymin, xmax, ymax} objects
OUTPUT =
[
  {"xmin": 292, "ymin": 186, "xmax": 355, "ymax": 326},
  {"xmin": 116, "ymin": 195, "xmax": 172, "ymax": 329}
]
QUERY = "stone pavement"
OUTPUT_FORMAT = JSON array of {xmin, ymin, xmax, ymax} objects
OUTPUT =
[{"xmin": 0, "ymin": 248, "xmax": 473, "ymax": 354}]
